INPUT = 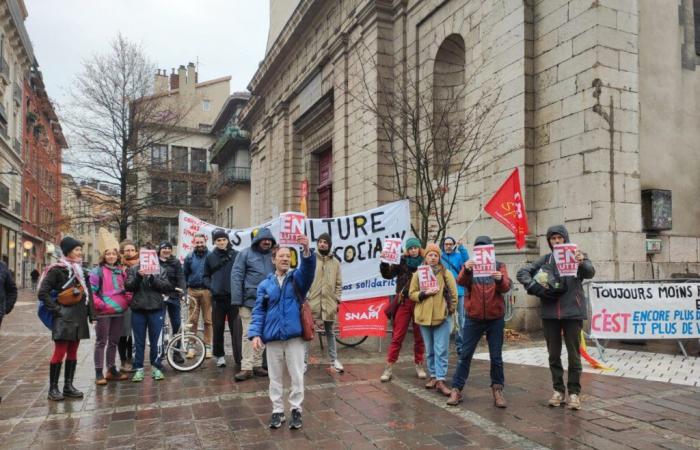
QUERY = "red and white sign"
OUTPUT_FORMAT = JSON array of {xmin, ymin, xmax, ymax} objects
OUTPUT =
[
  {"xmin": 380, "ymin": 238, "xmax": 402, "ymax": 265},
  {"xmin": 338, "ymin": 297, "xmax": 389, "ymax": 337},
  {"xmin": 417, "ymin": 265, "xmax": 438, "ymax": 291},
  {"xmin": 553, "ymin": 243, "xmax": 578, "ymax": 277},
  {"xmin": 279, "ymin": 212, "xmax": 306, "ymax": 246},
  {"xmin": 139, "ymin": 249, "xmax": 160, "ymax": 275},
  {"xmin": 473, "ymin": 245, "xmax": 496, "ymax": 277}
]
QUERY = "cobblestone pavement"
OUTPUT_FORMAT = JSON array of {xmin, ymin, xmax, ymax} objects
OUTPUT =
[{"xmin": 1, "ymin": 290, "xmax": 700, "ymax": 449}]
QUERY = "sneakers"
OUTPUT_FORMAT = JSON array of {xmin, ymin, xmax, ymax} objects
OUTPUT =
[
  {"xmin": 131, "ymin": 368, "xmax": 145, "ymax": 383},
  {"xmin": 151, "ymin": 368, "xmax": 165, "ymax": 381},
  {"xmin": 331, "ymin": 360, "xmax": 344, "ymax": 373},
  {"xmin": 216, "ymin": 357, "xmax": 226, "ymax": 367},
  {"xmin": 567, "ymin": 393, "xmax": 581, "ymax": 410},
  {"xmin": 548, "ymin": 390, "xmax": 565, "ymax": 407},
  {"xmin": 172, "ymin": 352, "xmax": 185, "ymax": 365},
  {"xmin": 186, "ymin": 348, "xmax": 196, "ymax": 359},
  {"xmin": 205, "ymin": 346, "xmax": 212, "ymax": 359},
  {"xmin": 415, "ymin": 364, "xmax": 427, "ymax": 379},
  {"xmin": 269, "ymin": 412, "xmax": 286, "ymax": 429},
  {"xmin": 289, "ymin": 409, "xmax": 303, "ymax": 430},
  {"xmin": 379, "ymin": 365, "xmax": 393, "ymax": 382}
]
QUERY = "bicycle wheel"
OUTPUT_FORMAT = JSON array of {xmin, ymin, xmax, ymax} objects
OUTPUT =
[
  {"xmin": 335, "ymin": 335, "xmax": 368, "ymax": 347},
  {"xmin": 167, "ymin": 334, "xmax": 206, "ymax": 371}
]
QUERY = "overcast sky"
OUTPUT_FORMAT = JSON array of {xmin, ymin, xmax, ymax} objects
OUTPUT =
[{"xmin": 24, "ymin": 0, "xmax": 270, "ymax": 108}]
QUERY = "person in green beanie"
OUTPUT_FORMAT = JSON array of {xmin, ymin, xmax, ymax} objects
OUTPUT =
[{"xmin": 378, "ymin": 237, "xmax": 426, "ymax": 382}]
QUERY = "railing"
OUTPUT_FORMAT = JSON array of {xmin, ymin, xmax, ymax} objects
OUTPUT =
[{"xmin": 211, "ymin": 166, "xmax": 251, "ymax": 194}]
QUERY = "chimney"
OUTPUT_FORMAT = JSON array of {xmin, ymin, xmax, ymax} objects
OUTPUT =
[
  {"xmin": 169, "ymin": 68, "xmax": 178, "ymax": 90},
  {"xmin": 187, "ymin": 62, "xmax": 196, "ymax": 85},
  {"xmin": 154, "ymin": 69, "xmax": 168, "ymax": 93},
  {"xmin": 178, "ymin": 65, "xmax": 187, "ymax": 90}
]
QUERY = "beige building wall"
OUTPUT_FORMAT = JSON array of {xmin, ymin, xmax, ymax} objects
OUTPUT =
[{"xmin": 216, "ymin": 185, "xmax": 251, "ymax": 229}]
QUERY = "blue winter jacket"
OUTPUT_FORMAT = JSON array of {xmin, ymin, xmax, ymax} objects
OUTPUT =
[
  {"xmin": 440, "ymin": 238, "xmax": 469, "ymax": 297},
  {"xmin": 183, "ymin": 249, "xmax": 209, "ymax": 288},
  {"xmin": 248, "ymin": 251, "xmax": 316, "ymax": 343}
]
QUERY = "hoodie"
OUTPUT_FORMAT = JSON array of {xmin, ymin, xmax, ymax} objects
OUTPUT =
[
  {"xmin": 516, "ymin": 225, "xmax": 595, "ymax": 320},
  {"xmin": 230, "ymin": 228, "xmax": 277, "ymax": 308},
  {"xmin": 440, "ymin": 236, "xmax": 469, "ymax": 297}
]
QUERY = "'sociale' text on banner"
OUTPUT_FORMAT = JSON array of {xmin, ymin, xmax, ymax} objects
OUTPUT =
[{"xmin": 589, "ymin": 281, "xmax": 700, "ymax": 339}]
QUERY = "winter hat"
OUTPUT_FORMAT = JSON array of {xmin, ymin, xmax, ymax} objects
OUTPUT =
[
  {"xmin": 158, "ymin": 241, "xmax": 173, "ymax": 255},
  {"xmin": 212, "ymin": 228, "xmax": 229, "ymax": 242},
  {"xmin": 442, "ymin": 236, "xmax": 456, "ymax": 246},
  {"xmin": 317, "ymin": 232, "xmax": 332, "ymax": 246},
  {"xmin": 424, "ymin": 243, "xmax": 441, "ymax": 258},
  {"xmin": 60, "ymin": 236, "xmax": 83, "ymax": 257},
  {"xmin": 474, "ymin": 236, "xmax": 493, "ymax": 246},
  {"xmin": 97, "ymin": 228, "xmax": 119, "ymax": 255},
  {"xmin": 404, "ymin": 237, "xmax": 421, "ymax": 251}
]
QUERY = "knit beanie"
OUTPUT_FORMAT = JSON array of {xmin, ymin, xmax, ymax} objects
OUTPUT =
[
  {"xmin": 424, "ymin": 243, "xmax": 441, "ymax": 258},
  {"xmin": 60, "ymin": 236, "xmax": 82, "ymax": 257},
  {"xmin": 404, "ymin": 237, "xmax": 421, "ymax": 251},
  {"xmin": 317, "ymin": 232, "xmax": 332, "ymax": 246},
  {"xmin": 212, "ymin": 228, "xmax": 229, "ymax": 242},
  {"xmin": 474, "ymin": 236, "xmax": 493, "ymax": 246}
]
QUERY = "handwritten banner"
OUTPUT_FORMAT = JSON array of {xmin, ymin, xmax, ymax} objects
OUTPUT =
[{"xmin": 589, "ymin": 281, "xmax": 700, "ymax": 339}]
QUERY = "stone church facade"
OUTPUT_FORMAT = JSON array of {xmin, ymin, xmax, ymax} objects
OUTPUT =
[{"xmin": 241, "ymin": 0, "xmax": 700, "ymax": 329}]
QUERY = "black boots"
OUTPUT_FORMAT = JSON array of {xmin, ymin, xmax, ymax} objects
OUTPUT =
[
  {"xmin": 62, "ymin": 360, "xmax": 84, "ymax": 398},
  {"xmin": 48, "ymin": 363, "xmax": 64, "ymax": 401}
]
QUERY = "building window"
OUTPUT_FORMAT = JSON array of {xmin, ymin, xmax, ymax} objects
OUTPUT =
[
  {"xmin": 171, "ymin": 181, "xmax": 188, "ymax": 205},
  {"xmin": 171, "ymin": 146, "xmax": 188, "ymax": 172},
  {"xmin": 202, "ymin": 99, "xmax": 210, "ymax": 112},
  {"xmin": 191, "ymin": 182, "xmax": 206, "ymax": 204},
  {"xmin": 151, "ymin": 144, "xmax": 168, "ymax": 167},
  {"xmin": 24, "ymin": 191, "xmax": 29, "ymax": 219},
  {"xmin": 151, "ymin": 179, "xmax": 168, "ymax": 204},
  {"xmin": 191, "ymin": 148, "xmax": 207, "ymax": 173}
]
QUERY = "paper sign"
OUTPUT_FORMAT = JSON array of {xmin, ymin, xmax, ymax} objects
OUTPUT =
[
  {"xmin": 380, "ymin": 238, "xmax": 402, "ymax": 265},
  {"xmin": 417, "ymin": 265, "xmax": 438, "ymax": 291},
  {"xmin": 279, "ymin": 212, "xmax": 306, "ymax": 246},
  {"xmin": 139, "ymin": 249, "xmax": 160, "ymax": 275},
  {"xmin": 553, "ymin": 243, "xmax": 578, "ymax": 277},
  {"xmin": 472, "ymin": 245, "xmax": 496, "ymax": 277}
]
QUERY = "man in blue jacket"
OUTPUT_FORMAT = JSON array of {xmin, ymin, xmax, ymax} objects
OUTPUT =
[
  {"xmin": 230, "ymin": 227, "xmax": 275, "ymax": 381},
  {"xmin": 183, "ymin": 233, "xmax": 212, "ymax": 359},
  {"xmin": 441, "ymin": 236, "xmax": 469, "ymax": 354},
  {"xmin": 249, "ymin": 234, "xmax": 315, "ymax": 430}
]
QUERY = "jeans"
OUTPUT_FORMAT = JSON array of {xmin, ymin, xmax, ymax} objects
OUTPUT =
[
  {"xmin": 454, "ymin": 295, "xmax": 465, "ymax": 353},
  {"xmin": 94, "ymin": 315, "xmax": 124, "ymax": 370},
  {"xmin": 542, "ymin": 319, "xmax": 583, "ymax": 395},
  {"xmin": 164, "ymin": 298, "xmax": 181, "ymax": 335},
  {"xmin": 451, "ymin": 317, "xmax": 505, "ymax": 390},
  {"xmin": 132, "ymin": 309, "xmax": 164, "ymax": 370},
  {"xmin": 386, "ymin": 299, "xmax": 424, "ymax": 364},
  {"xmin": 212, "ymin": 299, "xmax": 242, "ymax": 363},
  {"xmin": 267, "ymin": 337, "xmax": 305, "ymax": 413},
  {"xmin": 304, "ymin": 321, "xmax": 338, "ymax": 363},
  {"xmin": 419, "ymin": 317, "xmax": 452, "ymax": 380}
]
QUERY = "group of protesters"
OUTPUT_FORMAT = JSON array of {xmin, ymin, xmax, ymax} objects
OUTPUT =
[{"xmin": 29, "ymin": 220, "xmax": 594, "ymax": 429}]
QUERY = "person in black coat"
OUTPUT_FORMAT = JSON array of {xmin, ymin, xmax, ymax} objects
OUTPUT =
[
  {"xmin": 0, "ymin": 260, "xmax": 17, "ymax": 330},
  {"xmin": 30, "ymin": 268, "xmax": 40, "ymax": 292},
  {"xmin": 38, "ymin": 237, "xmax": 95, "ymax": 401},
  {"xmin": 157, "ymin": 241, "xmax": 186, "ymax": 364}
]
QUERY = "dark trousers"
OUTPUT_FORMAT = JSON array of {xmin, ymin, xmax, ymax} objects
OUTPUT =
[
  {"xmin": 212, "ymin": 299, "xmax": 242, "ymax": 364},
  {"xmin": 164, "ymin": 298, "xmax": 181, "ymax": 334},
  {"xmin": 118, "ymin": 336, "xmax": 132, "ymax": 362},
  {"xmin": 451, "ymin": 317, "xmax": 505, "ymax": 389},
  {"xmin": 132, "ymin": 309, "xmax": 164, "ymax": 370},
  {"xmin": 542, "ymin": 319, "xmax": 583, "ymax": 395}
]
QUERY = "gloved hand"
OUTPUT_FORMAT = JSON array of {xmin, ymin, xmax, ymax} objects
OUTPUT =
[{"xmin": 526, "ymin": 281, "xmax": 548, "ymax": 298}]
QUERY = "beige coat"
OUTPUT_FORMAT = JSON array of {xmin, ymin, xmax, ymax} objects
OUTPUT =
[
  {"xmin": 307, "ymin": 253, "xmax": 342, "ymax": 321},
  {"xmin": 409, "ymin": 265, "xmax": 457, "ymax": 326}
]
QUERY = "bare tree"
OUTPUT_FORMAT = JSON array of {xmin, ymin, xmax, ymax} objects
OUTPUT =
[
  {"xmin": 351, "ymin": 43, "xmax": 505, "ymax": 244},
  {"xmin": 62, "ymin": 33, "xmax": 192, "ymax": 240}
]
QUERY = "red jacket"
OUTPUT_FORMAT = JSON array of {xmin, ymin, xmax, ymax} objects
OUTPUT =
[{"xmin": 456, "ymin": 262, "xmax": 511, "ymax": 320}]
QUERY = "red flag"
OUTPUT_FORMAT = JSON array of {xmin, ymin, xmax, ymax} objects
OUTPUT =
[{"xmin": 484, "ymin": 168, "xmax": 529, "ymax": 249}]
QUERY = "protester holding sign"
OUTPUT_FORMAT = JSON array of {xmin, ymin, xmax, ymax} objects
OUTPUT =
[
  {"xmin": 440, "ymin": 237, "xmax": 469, "ymax": 354},
  {"xmin": 378, "ymin": 237, "xmax": 427, "ymax": 382},
  {"xmin": 516, "ymin": 225, "xmax": 595, "ymax": 410},
  {"xmin": 447, "ymin": 236, "xmax": 510, "ymax": 408},
  {"xmin": 249, "ymin": 235, "xmax": 316, "ymax": 430},
  {"xmin": 230, "ymin": 227, "xmax": 276, "ymax": 381},
  {"xmin": 409, "ymin": 243, "xmax": 458, "ymax": 397},
  {"xmin": 157, "ymin": 242, "xmax": 186, "ymax": 365},
  {"xmin": 38, "ymin": 237, "xmax": 95, "ymax": 401},
  {"xmin": 306, "ymin": 233, "xmax": 344, "ymax": 373}
]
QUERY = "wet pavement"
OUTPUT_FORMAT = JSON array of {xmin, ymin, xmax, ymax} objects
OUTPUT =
[{"xmin": 1, "ymin": 289, "xmax": 699, "ymax": 449}]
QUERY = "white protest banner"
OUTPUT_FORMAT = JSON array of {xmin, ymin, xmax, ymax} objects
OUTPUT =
[
  {"xmin": 279, "ymin": 212, "xmax": 306, "ymax": 246},
  {"xmin": 380, "ymin": 238, "xmax": 402, "ymax": 265},
  {"xmin": 472, "ymin": 245, "xmax": 496, "ymax": 277},
  {"xmin": 178, "ymin": 200, "xmax": 411, "ymax": 301},
  {"xmin": 553, "ymin": 243, "xmax": 578, "ymax": 276},
  {"xmin": 139, "ymin": 249, "xmax": 160, "ymax": 275},
  {"xmin": 589, "ymin": 281, "xmax": 700, "ymax": 340},
  {"xmin": 417, "ymin": 265, "xmax": 438, "ymax": 291}
]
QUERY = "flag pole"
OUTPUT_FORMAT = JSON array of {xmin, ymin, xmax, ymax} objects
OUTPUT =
[{"xmin": 457, "ymin": 200, "xmax": 485, "ymax": 241}]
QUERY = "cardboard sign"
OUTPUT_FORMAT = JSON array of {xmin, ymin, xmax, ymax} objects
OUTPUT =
[
  {"xmin": 279, "ymin": 212, "xmax": 306, "ymax": 246},
  {"xmin": 472, "ymin": 245, "xmax": 496, "ymax": 277},
  {"xmin": 380, "ymin": 238, "xmax": 402, "ymax": 265},
  {"xmin": 139, "ymin": 249, "xmax": 160, "ymax": 275},
  {"xmin": 553, "ymin": 243, "xmax": 578, "ymax": 277},
  {"xmin": 417, "ymin": 265, "xmax": 438, "ymax": 291}
]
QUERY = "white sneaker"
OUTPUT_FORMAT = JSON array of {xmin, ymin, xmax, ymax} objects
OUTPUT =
[
  {"xmin": 380, "ymin": 365, "xmax": 392, "ymax": 382},
  {"xmin": 415, "ymin": 364, "xmax": 427, "ymax": 379},
  {"xmin": 332, "ymin": 360, "xmax": 344, "ymax": 373},
  {"xmin": 548, "ymin": 390, "xmax": 565, "ymax": 407},
  {"xmin": 216, "ymin": 356, "xmax": 226, "ymax": 367},
  {"xmin": 567, "ymin": 394, "xmax": 581, "ymax": 410},
  {"xmin": 205, "ymin": 347, "xmax": 213, "ymax": 359}
]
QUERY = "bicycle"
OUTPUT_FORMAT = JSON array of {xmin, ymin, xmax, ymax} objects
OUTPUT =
[{"xmin": 159, "ymin": 289, "xmax": 206, "ymax": 371}]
